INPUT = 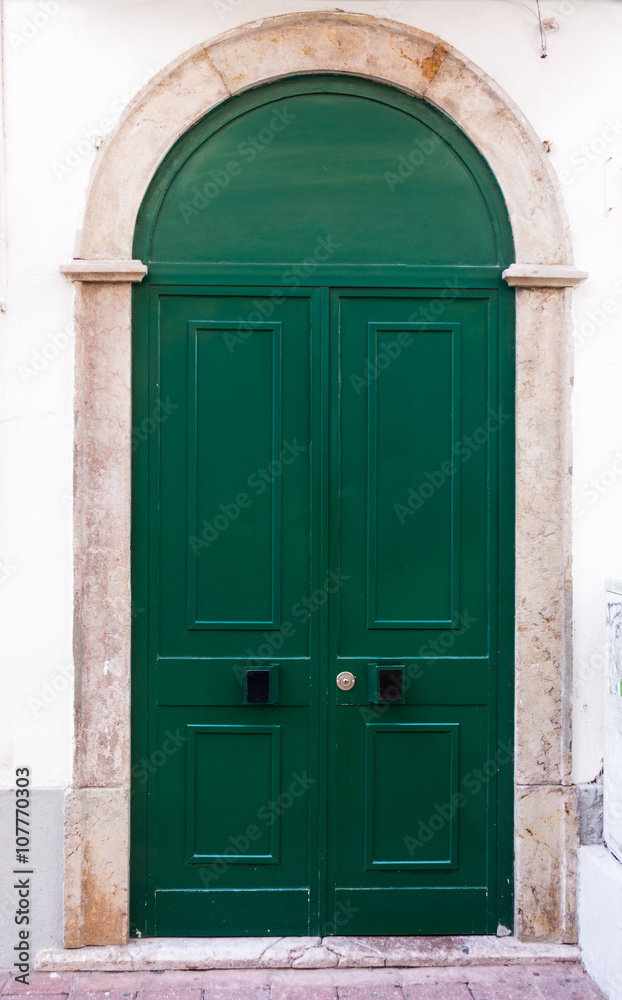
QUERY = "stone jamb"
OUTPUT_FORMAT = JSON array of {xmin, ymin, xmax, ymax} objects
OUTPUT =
[{"xmin": 61, "ymin": 11, "xmax": 586, "ymax": 950}]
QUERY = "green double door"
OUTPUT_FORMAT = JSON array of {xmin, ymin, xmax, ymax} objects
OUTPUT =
[
  {"xmin": 130, "ymin": 75, "xmax": 515, "ymax": 938},
  {"xmin": 131, "ymin": 278, "xmax": 514, "ymax": 937}
]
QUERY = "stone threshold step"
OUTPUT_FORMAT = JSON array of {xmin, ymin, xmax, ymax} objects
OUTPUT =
[{"xmin": 37, "ymin": 936, "xmax": 581, "ymax": 972}]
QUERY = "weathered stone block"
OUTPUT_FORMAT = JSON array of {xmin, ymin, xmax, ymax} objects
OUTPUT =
[
  {"xmin": 516, "ymin": 785, "xmax": 579, "ymax": 943},
  {"xmin": 64, "ymin": 787, "xmax": 129, "ymax": 947}
]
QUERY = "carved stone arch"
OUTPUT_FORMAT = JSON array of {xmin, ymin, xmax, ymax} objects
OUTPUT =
[
  {"xmin": 77, "ymin": 13, "xmax": 570, "ymax": 264},
  {"xmin": 58, "ymin": 12, "xmax": 585, "ymax": 954}
]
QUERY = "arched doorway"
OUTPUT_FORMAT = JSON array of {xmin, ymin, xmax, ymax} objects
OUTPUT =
[
  {"xmin": 59, "ymin": 12, "xmax": 587, "ymax": 950},
  {"xmin": 129, "ymin": 75, "xmax": 515, "ymax": 937}
]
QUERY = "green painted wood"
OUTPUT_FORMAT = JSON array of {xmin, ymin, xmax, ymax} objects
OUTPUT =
[
  {"xmin": 154, "ymin": 888, "xmax": 311, "ymax": 937},
  {"xmin": 134, "ymin": 77, "xmax": 513, "ymax": 268},
  {"xmin": 366, "ymin": 321, "xmax": 461, "ymax": 629},
  {"xmin": 186, "ymin": 319, "xmax": 283, "ymax": 630},
  {"xmin": 130, "ymin": 75, "xmax": 515, "ymax": 938},
  {"xmin": 332, "ymin": 888, "xmax": 490, "ymax": 935},
  {"xmin": 364, "ymin": 724, "xmax": 460, "ymax": 871},
  {"xmin": 185, "ymin": 725, "xmax": 281, "ymax": 865}
]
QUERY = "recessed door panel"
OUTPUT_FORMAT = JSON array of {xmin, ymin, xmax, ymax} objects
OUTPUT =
[
  {"xmin": 154, "ymin": 705, "xmax": 312, "ymax": 935},
  {"xmin": 157, "ymin": 291, "xmax": 315, "ymax": 662},
  {"xmin": 364, "ymin": 723, "xmax": 460, "ymax": 871},
  {"xmin": 333, "ymin": 292, "xmax": 493, "ymax": 661},
  {"xmin": 366, "ymin": 322, "xmax": 460, "ymax": 629},
  {"xmin": 187, "ymin": 321, "xmax": 283, "ymax": 630},
  {"xmin": 185, "ymin": 725, "xmax": 281, "ymax": 865}
]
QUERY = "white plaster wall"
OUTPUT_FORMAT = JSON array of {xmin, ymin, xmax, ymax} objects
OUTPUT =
[
  {"xmin": 1, "ymin": 0, "xmax": 621, "ymax": 792},
  {"xmin": 579, "ymin": 845, "xmax": 622, "ymax": 1000}
]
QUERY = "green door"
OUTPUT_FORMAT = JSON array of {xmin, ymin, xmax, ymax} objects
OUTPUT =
[{"xmin": 131, "ymin": 77, "xmax": 515, "ymax": 938}]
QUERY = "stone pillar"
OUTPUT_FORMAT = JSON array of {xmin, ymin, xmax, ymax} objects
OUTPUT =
[
  {"xmin": 60, "ymin": 261, "xmax": 147, "ymax": 947},
  {"xmin": 505, "ymin": 264, "xmax": 587, "ymax": 942}
]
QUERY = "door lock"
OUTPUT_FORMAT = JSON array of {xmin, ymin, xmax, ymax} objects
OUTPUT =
[{"xmin": 336, "ymin": 671, "xmax": 356, "ymax": 691}]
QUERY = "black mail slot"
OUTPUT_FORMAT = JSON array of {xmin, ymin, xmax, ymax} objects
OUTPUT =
[
  {"xmin": 244, "ymin": 664, "xmax": 279, "ymax": 705},
  {"xmin": 368, "ymin": 664, "xmax": 405, "ymax": 704}
]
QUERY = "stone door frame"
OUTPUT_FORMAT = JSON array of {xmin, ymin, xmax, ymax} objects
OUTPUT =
[{"xmin": 60, "ymin": 11, "xmax": 587, "ymax": 948}]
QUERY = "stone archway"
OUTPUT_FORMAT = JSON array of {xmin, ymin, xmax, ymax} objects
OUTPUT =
[{"xmin": 60, "ymin": 11, "xmax": 587, "ymax": 949}]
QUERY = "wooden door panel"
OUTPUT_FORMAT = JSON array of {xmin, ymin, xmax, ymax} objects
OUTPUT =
[
  {"xmin": 332, "ymin": 706, "xmax": 491, "ymax": 934},
  {"xmin": 158, "ymin": 290, "xmax": 317, "ymax": 662},
  {"xmin": 187, "ymin": 319, "xmax": 283, "ymax": 630},
  {"xmin": 366, "ymin": 322, "xmax": 460, "ymax": 629},
  {"xmin": 154, "ymin": 708, "xmax": 311, "ymax": 873},
  {"xmin": 331, "ymin": 291, "xmax": 495, "ymax": 661},
  {"xmin": 147, "ymin": 289, "xmax": 320, "ymax": 934},
  {"xmin": 329, "ymin": 290, "xmax": 500, "ymax": 934}
]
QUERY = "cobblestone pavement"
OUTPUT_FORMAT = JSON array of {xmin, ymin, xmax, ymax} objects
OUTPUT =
[{"xmin": 0, "ymin": 964, "xmax": 606, "ymax": 1000}]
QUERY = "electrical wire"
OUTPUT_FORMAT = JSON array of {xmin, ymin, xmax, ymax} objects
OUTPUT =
[{"xmin": 536, "ymin": 0, "xmax": 548, "ymax": 57}]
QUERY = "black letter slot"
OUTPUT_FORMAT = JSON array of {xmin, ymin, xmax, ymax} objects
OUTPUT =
[
  {"xmin": 244, "ymin": 664, "xmax": 279, "ymax": 705},
  {"xmin": 378, "ymin": 668, "xmax": 404, "ymax": 702},
  {"xmin": 368, "ymin": 664, "xmax": 405, "ymax": 704}
]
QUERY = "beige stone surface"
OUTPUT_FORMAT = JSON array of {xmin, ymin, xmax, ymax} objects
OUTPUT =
[
  {"xmin": 61, "ymin": 260, "xmax": 148, "ymax": 282},
  {"xmin": 207, "ymin": 14, "xmax": 443, "ymax": 99},
  {"xmin": 503, "ymin": 264, "xmax": 589, "ymax": 287},
  {"xmin": 37, "ymin": 935, "xmax": 580, "ymax": 971},
  {"xmin": 515, "ymin": 289, "xmax": 573, "ymax": 788},
  {"xmin": 73, "ymin": 282, "xmax": 132, "ymax": 790},
  {"xmin": 64, "ymin": 787, "xmax": 130, "ymax": 948},
  {"xmin": 515, "ymin": 785, "xmax": 579, "ymax": 943}
]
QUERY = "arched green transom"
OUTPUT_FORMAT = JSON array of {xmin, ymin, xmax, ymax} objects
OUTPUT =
[{"xmin": 134, "ymin": 75, "xmax": 514, "ymax": 267}]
